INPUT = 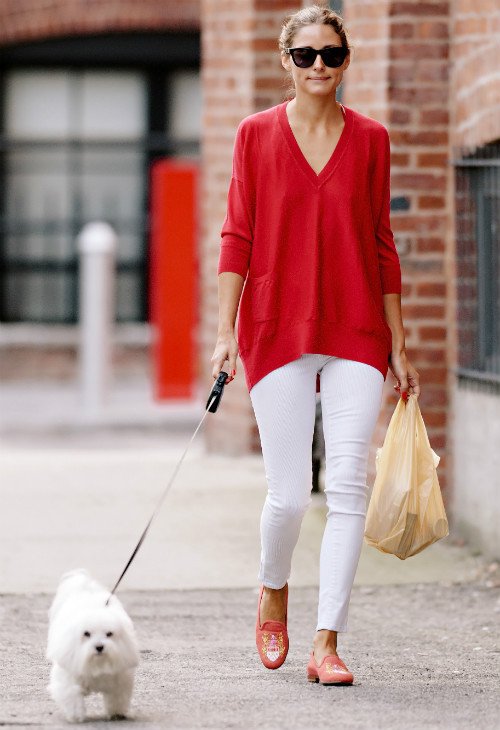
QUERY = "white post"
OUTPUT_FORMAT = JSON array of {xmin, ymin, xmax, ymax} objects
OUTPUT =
[{"xmin": 77, "ymin": 222, "xmax": 117, "ymax": 419}]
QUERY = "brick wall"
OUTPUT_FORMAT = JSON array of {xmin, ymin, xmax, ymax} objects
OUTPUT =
[
  {"xmin": 343, "ymin": 0, "xmax": 451, "ymax": 492},
  {"xmin": 200, "ymin": 0, "xmax": 300, "ymax": 454},
  {"xmin": 449, "ymin": 0, "xmax": 500, "ymax": 389},
  {"xmin": 0, "ymin": 0, "xmax": 199, "ymax": 43},
  {"xmin": 450, "ymin": 0, "xmax": 500, "ymax": 149}
]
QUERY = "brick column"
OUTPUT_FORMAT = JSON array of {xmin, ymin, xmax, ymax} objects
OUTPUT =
[
  {"xmin": 343, "ymin": 0, "xmax": 451, "ymax": 492},
  {"xmin": 200, "ymin": 0, "xmax": 300, "ymax": 454}
]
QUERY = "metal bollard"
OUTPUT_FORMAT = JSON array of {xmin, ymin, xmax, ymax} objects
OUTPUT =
[{"xmin": 77, "ymin": 222, "xmax": 117, "ymax": 418}]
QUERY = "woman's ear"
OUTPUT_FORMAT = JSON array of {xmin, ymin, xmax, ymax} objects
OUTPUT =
[{"xmin": 281, "ymin": 52, "xmax": 291, "ymax": 72}]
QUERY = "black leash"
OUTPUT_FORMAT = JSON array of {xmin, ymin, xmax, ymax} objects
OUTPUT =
[{"xmin": 106, "ymin": 371, "xmax": 229, "ymax": 604}]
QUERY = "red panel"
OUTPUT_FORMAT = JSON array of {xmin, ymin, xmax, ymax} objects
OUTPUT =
[{"xmin": 149, "ymin": 160, "xmax": 198, "ymax": 400}]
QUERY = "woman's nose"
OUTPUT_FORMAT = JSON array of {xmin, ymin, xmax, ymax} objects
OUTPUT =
[{"xmin": 313, "ymin": 54, "xmax": 326, "ymax": 70}]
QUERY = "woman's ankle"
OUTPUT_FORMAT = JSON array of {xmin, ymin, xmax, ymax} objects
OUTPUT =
[
  {"xmin": 259, "ymin": 584, "xmax": 287, "ymax": 624},
  {"xmin": 263, "ymin": 584, "xmax": 287, "ymax": 597},
  {"xmin": 313, "ymin": 629, "xmax": 338, "ymax": 654}
]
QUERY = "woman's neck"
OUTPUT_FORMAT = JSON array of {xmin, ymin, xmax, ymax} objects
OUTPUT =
[{"xmin": 286, "ymin": 93, "xmax": 343, "ymax": 130}]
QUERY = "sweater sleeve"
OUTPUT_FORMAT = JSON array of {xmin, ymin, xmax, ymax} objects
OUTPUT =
[
  {"xmin": 217, "ymin": 121, "xmax": 254, "ymax": 279},
  {"xmin": 372, "ymin": 128, "xmax": 402, "ymax": 295}
]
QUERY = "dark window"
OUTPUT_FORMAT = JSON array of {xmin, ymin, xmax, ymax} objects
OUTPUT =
[
  {"xmin": 455, "ymin": 142, "xmax": 500, "ymax": 386},
  {"xmin": 0, "ymin": 33, "xmax": 200, "ymax": 324}
]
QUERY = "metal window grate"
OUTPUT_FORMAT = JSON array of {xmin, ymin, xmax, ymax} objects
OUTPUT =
[{"xmin": 454, "ymin": 142, "xmax": 500, "ymax": 390}]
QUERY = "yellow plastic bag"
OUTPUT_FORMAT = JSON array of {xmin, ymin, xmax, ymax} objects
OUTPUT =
[{"xmin": 364, "ymin": 394, "xmax": 449, "ymax": 560}]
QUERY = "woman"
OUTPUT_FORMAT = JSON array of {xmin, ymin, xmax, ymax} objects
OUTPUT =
[{"xmin": 211, "ymin": 5, "xmax": 420, "ymax": 685}]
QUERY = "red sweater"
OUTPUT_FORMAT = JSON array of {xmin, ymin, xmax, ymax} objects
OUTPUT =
[{"xmin": 218, "ymin": 100, "xmax": 402, "ymax": 393}]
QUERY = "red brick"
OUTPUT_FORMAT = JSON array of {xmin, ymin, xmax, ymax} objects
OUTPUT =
[
  {"xmin": 390, "ymin": 108, "xmax": 412, "ymax": 125},
  {"xmin": 390, "ymin": 3, "xmax": 449, "ymax": 17},
  {"xmin": 416, "ymin": 282, "xmax": 446, "ymax": 297},
  {"xmin": 419, "ymin": 327, "xmax": 447, "ymax": 342},
  {"xmin": 391, "ymin": 152, "xmax": 411, "ymax": 166},
  {"xmin": 416, "ymin": 237, "xmax": 445, "ymax": 252},
  {"xmin": 418, "ymin": 195, "xmax": 446, "ymax": 209},
  {"xmin": 420, "ymin": 109, "xmax": 450, "ymax": 126},
  {"xmin": 402, "ymin": 282, "xmax": 413, "ymax": 297},
  {"xmin": 416, "ymin": 21, "xmax": 449, "ymax": 39},
  {"xmin": 416, "ymin": 386, "xmax": 448, "ymax": 408},
  {"xmin": 390, "ymin": 87, "xmax": 448, "ymax": 105},
  {"xmin": 391, "ymin": 130, "xmax": 449, "ymax": 146},
  {"xmin": 391, "ymin": 216, "xmax": 445, "ymax": 233},
  {"xmin": 390, "ymin": 42, "xmax": 449, "ymax": 60},
  {"xmin": 392, "ymin": 173, "xmax": 447, "ymax": 191},
  {"xmin": 454, "ymin": 17, "xmax": 490, "ymax": 36},
  {"xmin": 391, "ymin": 22, "xmax": 415, "ymax": 39},
  {"xmin": 421, "ymin": 410, "xmax": 448, "ymax": 427},
  {"xmin": 417, "ymin": 152, "xmax": 449, "ymax": 167},
  {"xmin": 402, "ymin": 303, "xmax": 446, "ymax": 318}
]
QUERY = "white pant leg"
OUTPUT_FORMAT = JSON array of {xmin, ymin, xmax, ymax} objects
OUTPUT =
[
  {"xmin": 317, "ymin": 357, "xmax": 384, "ymax": 632},
  {"xmin": 249, "ymin": 354, "xmax": 320, "ymax": 589}
]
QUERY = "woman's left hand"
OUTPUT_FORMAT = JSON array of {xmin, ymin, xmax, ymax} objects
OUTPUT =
[{"xmin": 389, "ymin": 348, "xmax": 420, "ymax": 399}]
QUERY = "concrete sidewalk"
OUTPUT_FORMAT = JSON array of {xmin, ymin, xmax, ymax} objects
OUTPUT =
[
  {"xmin": 0, "ymin": 380, "xmax": 499, "ymax": 728},
  {"xmin": 0, "ymin": 443, "xmax": 487, "ymax": 594}
]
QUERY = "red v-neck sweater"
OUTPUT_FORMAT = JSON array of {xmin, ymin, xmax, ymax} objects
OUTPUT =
[{"xmin": 217, "ymin": 100, "xmax": 402, "ymax": 393}]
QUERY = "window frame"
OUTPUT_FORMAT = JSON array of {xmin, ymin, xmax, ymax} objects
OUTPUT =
[
  {"xmin": 0, "ymin": 31, "xmax": 200, "ymax": 324},
  {"xmin": 454, "ymin": 146, "xmax": 500, "ymax": 391}
]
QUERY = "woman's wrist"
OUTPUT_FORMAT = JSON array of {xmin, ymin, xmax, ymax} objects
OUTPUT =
[
  {"xmin": 391, "ymin": 341, "xmax": 406, "ymax": 355},
  {"xmin": 217, "ymin": 325, "xmax": 235, "ymax": 338}
]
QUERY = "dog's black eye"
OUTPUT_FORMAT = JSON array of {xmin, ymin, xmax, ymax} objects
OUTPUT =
[
  {"xmin": 83, "ymin": 631, "xmax": 91, "ymax": 638},
  {"xmin": 106, "ymin": 631, "xmax": 113, "ymax": 637}
]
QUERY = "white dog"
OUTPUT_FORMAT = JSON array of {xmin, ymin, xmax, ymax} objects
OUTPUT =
[{"xmin": 47, "ymin": 570, "xmax": 140, "ymax": 722}]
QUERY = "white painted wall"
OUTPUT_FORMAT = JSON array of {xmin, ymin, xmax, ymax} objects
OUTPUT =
[{"xmin": 450, "ymin": 383, "xmax": 500, "ymax": 558}]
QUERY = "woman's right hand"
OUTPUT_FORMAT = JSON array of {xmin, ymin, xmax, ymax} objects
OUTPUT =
[{"xmin": 211, "ymin": 332, "xmax": 239, "ymax": 384}]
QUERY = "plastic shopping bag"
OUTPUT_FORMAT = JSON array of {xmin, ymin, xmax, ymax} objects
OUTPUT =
[{"xmin": 364, "ymin": 394, "xmax": 449, "ymax": 560}]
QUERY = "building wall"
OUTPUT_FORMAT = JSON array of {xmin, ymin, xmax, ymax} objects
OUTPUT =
[
  {"xmin": 0, "ymin": 0, "xmax": 199, "ymax": 41},
  {"xmin": 449, "ymin": 0, "xmax": 500, "ymax": 558},
  {"xmin": 450, "ymin": 0, "xmax": 500, "ymax": 149},
  {"xmin": 342, "ymin": 0, "xmax": 451, "ymax": 493}
]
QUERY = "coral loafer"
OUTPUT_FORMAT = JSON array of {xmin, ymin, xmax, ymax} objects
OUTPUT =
[
  {"xmin": 255, "ymin": 584, "xmax": 289, "ymax": 669},
  {"xmin": 306, "ymin": 652, "xmax": 354, "ymax": 685}
]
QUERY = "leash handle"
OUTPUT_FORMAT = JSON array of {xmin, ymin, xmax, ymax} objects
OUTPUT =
[
  {"xmin": 106, "ymin": 371, "xmax": 229, "ymax": 603},
  {"xmin": 206, "ymin": 371, "xmax": 229, "ymax": 412}
]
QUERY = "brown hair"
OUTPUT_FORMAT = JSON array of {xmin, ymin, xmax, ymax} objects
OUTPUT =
[{"xmin": 279, "ymin": 4, "xmax": 351, "ymax": 98}]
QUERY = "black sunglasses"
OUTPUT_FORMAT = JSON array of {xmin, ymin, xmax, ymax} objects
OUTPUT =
[{"xmin": 285, "ymin": 46, "xmax": 349, "ymax": 69}]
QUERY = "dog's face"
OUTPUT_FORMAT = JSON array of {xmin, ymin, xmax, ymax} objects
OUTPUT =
[{"xmin": 48, "ymin": 604, "xmax": 139, "ymax": 678}]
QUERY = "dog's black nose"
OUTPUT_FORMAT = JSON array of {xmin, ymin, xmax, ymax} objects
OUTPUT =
[{"xmin": 95, "ymin": 645, "xmax": 104, "ymax": 653}]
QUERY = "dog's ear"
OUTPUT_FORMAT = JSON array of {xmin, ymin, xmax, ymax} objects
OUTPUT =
[
  {"xmin": 113, "ymin": 615, "xmax": 140, "ymax": 670},
  {"xmin": 47, "ymin": 619, "xmax": 85, "ymax": 675}
]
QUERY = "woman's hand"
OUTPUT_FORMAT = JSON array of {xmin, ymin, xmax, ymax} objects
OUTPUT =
[
  {"xmin": 211, "ymin": 332, "xmax": 239, "ymax": 384},
  {"xmin": 389, "ymin": 348, "xmax": 420, "ymax": 399}
]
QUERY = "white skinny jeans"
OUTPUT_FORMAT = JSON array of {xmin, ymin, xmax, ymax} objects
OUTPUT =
[{"xmin": 249, "ymin": 353, "xmax": 384, "ymax": 632}]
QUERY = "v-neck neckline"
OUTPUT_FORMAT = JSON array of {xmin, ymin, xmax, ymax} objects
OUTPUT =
[{"xmin": 277, "ymin": 99, "xmax": 353, "ymax": 188}]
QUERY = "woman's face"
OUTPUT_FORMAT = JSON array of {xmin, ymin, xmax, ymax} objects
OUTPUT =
[{"xmin": 281, "ymin": 23, "xmax": 350, "ymax": 99}]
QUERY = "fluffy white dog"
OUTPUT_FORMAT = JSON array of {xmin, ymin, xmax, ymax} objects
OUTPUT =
[{"xmin": 46, "ymin": 570, "xmax": 140, "ymax": 722}]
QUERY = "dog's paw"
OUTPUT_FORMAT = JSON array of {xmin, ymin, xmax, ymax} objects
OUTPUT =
[{"xmin": 63, "ymin": 708, "xmax": 86, "ymax": 723}]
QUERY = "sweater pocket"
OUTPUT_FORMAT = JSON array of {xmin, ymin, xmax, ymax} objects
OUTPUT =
[{"xmin": 247, "ymin": 273, "xmax": 276, "ymax": 322}]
